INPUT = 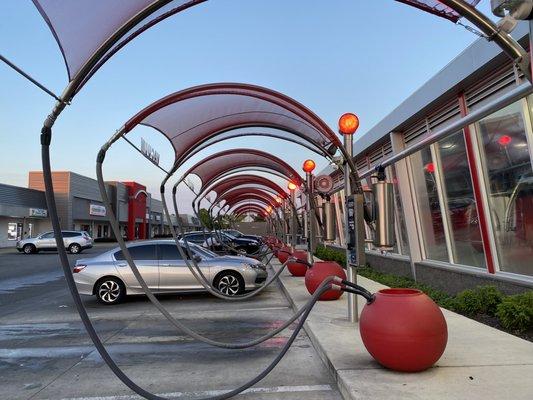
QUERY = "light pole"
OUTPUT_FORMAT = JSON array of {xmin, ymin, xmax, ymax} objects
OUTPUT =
[
  {"xmin": 303, "ymin": 159, "xmax": 316, "ymax": 264},
  {"xmin": 338, "ymin": 112, "xmax": 364, "ymax": 323},
  {"xmin": 288, "ymin": 182, "xmax": 298, "ymax": 249}
]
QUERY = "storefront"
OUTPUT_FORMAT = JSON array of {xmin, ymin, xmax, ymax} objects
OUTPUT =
[
  {"xmin": 323, "ymin": 22, "xmax": 533, "ymax": 290},
  {"xmin": 0, "ymin": 184, "xmax": 51, "ymax": 247}
]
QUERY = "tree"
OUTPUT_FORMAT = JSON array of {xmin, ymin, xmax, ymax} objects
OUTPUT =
[{"xmin": 198, "ymin": 208, "xmax": 214, "ymax": 230}]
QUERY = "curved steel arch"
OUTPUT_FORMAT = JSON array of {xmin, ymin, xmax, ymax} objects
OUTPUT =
[
  {"xmin": 179, "ymin": 148, "xmax": 303, "ymax": 191},
  {"xmin": 214, "ymin": 187, "xmax": 278, "ymax": 209},
  {"xmin": 122, "ymin": 82, "xmax": 341, "ymax": 165},
  {"xmin": 207, "ymin": 175, "xmax": 288, "ymax": 201}
]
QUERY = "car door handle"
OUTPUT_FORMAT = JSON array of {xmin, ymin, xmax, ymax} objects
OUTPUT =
[
  {"xmin": 117, "ymin": 262, "xmax": 128, "ymax": 267},
  {"xmin": 160, "ymin": 263, "xmax": 173, "ymax": 267}
]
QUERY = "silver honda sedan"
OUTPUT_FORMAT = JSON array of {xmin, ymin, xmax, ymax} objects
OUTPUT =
[{"xmin": 73, "ymin": 239, "xmax": 268, "ymax": 304}]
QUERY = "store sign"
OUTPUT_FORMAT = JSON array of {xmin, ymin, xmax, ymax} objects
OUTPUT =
[
  {"xmin": 89, "ymin": 204, "xmax": 106, "ymax": 216},
  {"xmin": 141, "ymin": 138, "xmax": 160, "ymax": 165},
  {"xmin": 29, "ymin": 208, "xmax": 48, "ymax": 218}
]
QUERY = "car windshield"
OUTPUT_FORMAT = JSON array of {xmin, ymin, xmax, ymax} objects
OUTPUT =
[
  {"xmin": 190, "ymin": 243, "xmax": 217, "ymax": 258},
  {"xmin": 225, "ymin": 230, "xmax": 242, "ymax": 237},
  {"xmin": 221, "ymin": 232, "xmax": 236, "ymax": 240}
]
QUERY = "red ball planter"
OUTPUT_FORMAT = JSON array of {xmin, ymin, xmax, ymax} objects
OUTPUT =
[
  {"xmin": 287, "ymin": 250, "xmax": 308, "ymax": 276},
  {"xmin": 277, "ymin": 246, "xmax": 292, "ymax": 264},
  {"xmin": 360, "ymin": 288, "xmax": 447, "ymax": 372},
  {"xmin": 305, "ymin": 261, "xmax": 346, "ymax": 300}
]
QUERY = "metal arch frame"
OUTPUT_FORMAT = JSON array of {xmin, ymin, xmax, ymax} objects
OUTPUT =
[
  {"xmin": 205, "ymin": 175, "xmax": 288, "ymax": 202},
  {"xmin": 37, "ymin": 1, "xmax": 532, "ymax": 399},
  {"xmin": 173, "ymin": 148, "xmax": 305, "ymax": 190},
  {"xmin": 124, "ymin": 82, "xmax": 341, "ymax": 147},
  {"xmin": 185, "ymin": 130, "xmax": 329, "ymax": 161},
  {"xmin": 192, "ymin": 168, "xmax": 296, "ymax": 209},
  {"xmin": 188, "ymin": 170, "xmax": 303, "ymax": 233},
  {"xmin": 210, "ymin": 185, "xmax": 282, "ymax": 210}
]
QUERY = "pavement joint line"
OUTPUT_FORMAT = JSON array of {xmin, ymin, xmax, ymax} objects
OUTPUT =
[{"xmin": 51, "ymin": 384, "xmax": 334, "ymax": 400}]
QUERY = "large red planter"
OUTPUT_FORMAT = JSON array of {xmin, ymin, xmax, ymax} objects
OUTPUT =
[
  {"xmin": 287, "ymin": 250, "xmax": 308, "ymax": 276},
  {"xmin": 277, "ymin": 246, "xmax": 292, "ymax": 264},
  {"xmin": 360, "ymin": 288, "xmax": 447, "ymax": 372},
  {"xmin": 305, "ymin": 261, "xmax": 346, "ymax": 300}
]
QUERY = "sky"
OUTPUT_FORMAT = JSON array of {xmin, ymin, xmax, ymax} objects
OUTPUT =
[{"xmin": 0, "ymin": 0, "xmax": 497, "ymax": 213}]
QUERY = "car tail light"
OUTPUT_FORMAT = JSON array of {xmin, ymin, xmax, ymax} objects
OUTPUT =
[{"xmin": 73, "ymin": 265, "xmax": 86, "ymax": 273}]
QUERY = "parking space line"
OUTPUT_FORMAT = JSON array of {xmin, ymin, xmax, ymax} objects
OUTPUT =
[{"xmin": 55, "ymin": 385, "xmax": 333, "ymax": 400}]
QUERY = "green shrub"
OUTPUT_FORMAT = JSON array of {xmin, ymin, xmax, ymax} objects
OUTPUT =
[
  {"xmin": 496, "ymin": 292, "xmax": 533, "ymax": 333},
  {"xmin": 451, "ymin": 286, "xmax": 504, "ymax": 316}
]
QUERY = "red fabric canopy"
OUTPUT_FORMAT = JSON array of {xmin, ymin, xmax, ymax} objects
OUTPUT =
[
  {"xmin": 225, "ymin": 194, "xmax": 275, "ymax": 210},
  {"xmin": 183, "ymin": 148, "xmax": 303, "ymax": 192},
  {"xmin": 125, "ymin": 83, "xmax": 340, "ymax": 164},
  {"xmin": 33, "ymin": 0, "xmax": 205, "ymax": 89},
  {"xmin": 395, "ymin": 0, "xmax": 481, "ymax": 22},
  {"xmin": 205, "ymin": 174, "xmax": 288, "ymax": 202},
  {"xmin": 216, "ymin": 188, "xmax": 278, "ymax": 208},
  {"xmin": 233, "ymin": 205, "xmax": 268, "ymax": 217}
]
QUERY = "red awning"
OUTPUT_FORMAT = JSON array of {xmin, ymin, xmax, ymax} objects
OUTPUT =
[
  {"xmin": 216, "ymin": 187, "xmax": 278, "ymax": 208},
  {"xmin": 182, "ymin": 149, "xmax": 303, "ymax": 192},
  {"xmin": 124, "ymin": 83, "xmax": 340, "ymax": 165},
  {"xmin": 205, "ymin": 175, "xmax": 288, "ymax": 203},
  {"xmin": 33, "ymin": 0, "xmax": 205, "ymax": 90},
  {"xmin": 395, "ymin": 0, "xmax": 481, "ymax": 22}
]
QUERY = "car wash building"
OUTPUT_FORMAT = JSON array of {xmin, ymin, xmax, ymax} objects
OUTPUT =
[
  {"xmin": 0, "ymin": 183, "xmax": 51, "ymax": 247},
  {"xmin": 322, "ymin": 22, "xmax": 533, "ymax": 292}
]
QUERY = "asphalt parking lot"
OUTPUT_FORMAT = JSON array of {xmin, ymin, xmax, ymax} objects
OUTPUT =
[{"xmin": 0, "ymin": 244, "xmax": 342, "ymax": 400}]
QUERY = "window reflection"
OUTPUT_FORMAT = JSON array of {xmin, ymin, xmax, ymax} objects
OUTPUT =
[
  {"xmin": 390, "ymin": 165, "xmax": 410, "ymax": 255},
  {"xmin": 476, "ymin": 101, "xmax": 533, "ymax": 276},
  {"xmin": 437, "ymin": 131, "xmax": 485, "ymax": 267},
  {"xmin": 411, "ymin": 147, "xmax": 449, "ymax": 262}
]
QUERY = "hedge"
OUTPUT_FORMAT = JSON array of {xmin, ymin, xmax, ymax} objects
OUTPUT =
[{"xmin": 314, "ymin": 245, "xmax": 533, "ymax": 333}]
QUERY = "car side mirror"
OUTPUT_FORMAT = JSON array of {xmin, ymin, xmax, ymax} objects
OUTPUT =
[{"xmin": 193, "ymin": 255, "xmax": 202, "ymax": 263}]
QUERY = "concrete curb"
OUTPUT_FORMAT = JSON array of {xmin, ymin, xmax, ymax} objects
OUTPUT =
[{"xmin": 272, "ymin": 260, "xmax": 533, "ymax": 400}]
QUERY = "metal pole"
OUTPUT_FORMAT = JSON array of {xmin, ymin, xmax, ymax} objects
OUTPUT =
[
  {"xmin": 290, "ymin": 188, "xmax": 297, "ymax": 248},
  {"xmin": 344, "ymin": 134, "xmax": 358, "ymax": 322},
  {"xmin": 306, "ymin": 172, "xmax": 315, "ymax": 264}
]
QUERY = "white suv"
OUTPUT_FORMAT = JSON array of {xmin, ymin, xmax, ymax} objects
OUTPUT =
[{"xmin": 17, "ymin": 231, "xmax": 93, "ymax": 254}]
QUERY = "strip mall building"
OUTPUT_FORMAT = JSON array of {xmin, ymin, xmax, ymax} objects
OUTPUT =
[
  {"xmin": 323, "ymin": 23, "xmax": 533, "ymax": 292},
  {"xmin": 0, "ymin": 171, "xmax": 200, "ymax": 247}
]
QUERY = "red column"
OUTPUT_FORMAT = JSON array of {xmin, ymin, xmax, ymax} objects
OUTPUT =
[{"xmin": 459, "ymin": 94, "xmax": 496, "ymax": 274}]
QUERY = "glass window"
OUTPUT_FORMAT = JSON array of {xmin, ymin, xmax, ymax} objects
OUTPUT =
[
  {"xmin": 159, "ymin": 244, "xmax": 184, "ymax": 260},
  {"xmin": 115, "ymin": 245, "xmax": 157, "ymax": 260},
  {"xmin": 390, "ymin": 165, "xmax": 410, "ymax": 255},
  {"xmin": 40, "ymin": 232, "xmax": 54, "ymax": 239},
  {"xmin": 410, "ymin": 147, "xmax": 449, "ymax": 262},
  {"xmin": 476, "ymin": 101, "xmax": 533, "ymax": 276},
  {"xmin": 7, "ymin": 223, "xmax": 17, "ymax": 240},
  {"xmin": 437, "ymin": 131, "xmax": 485, "ymax": 268}
]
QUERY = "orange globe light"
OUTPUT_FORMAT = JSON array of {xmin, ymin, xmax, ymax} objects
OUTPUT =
[
  {"xmin": 303, "ymin": 159, "xmax": 316, "ymax": 173},
  {"xmin": 265, "ymin": 205, "xmax": 272, "ymax": 213},
  {"xmin": 288, "ymin": 182, "xmax": 298, "ymax": 191},
  {"xmin": 339, "ymin": 113, "xmax": 360, "ymax": 135},
  {"xmin": 275, "ymin": 196, "xmax": 282, "ymax": 204}
]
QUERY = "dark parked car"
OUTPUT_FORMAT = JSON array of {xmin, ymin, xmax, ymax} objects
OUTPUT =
[
  {"xmin": 223, "ymin": 229, "xmax": 263, "ymax": 244},
  {"xmin": 180, "ymin": 231, "xmax": 261, "ymax": 255}
]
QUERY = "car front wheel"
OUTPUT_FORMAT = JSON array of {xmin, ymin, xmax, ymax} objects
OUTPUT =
[
  {"xmin": 214, "ymin": 272, "xmax": 244, "ymax": 296},
  {"xmin": 95, "ymin": 278, "xmax": 125, "ymax": 305},
  {"xmin": 68, "ymin": 243, "xmax": 81, "ymax": 254},
  {"xmin": 23, "ymin": 244, "xmax": 36, "ymax": 254}
]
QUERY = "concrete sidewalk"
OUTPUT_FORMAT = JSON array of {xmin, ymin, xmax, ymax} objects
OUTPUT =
[{"xmin": 272, "ymin": 260, "xmax": 533, "ymax": 400}]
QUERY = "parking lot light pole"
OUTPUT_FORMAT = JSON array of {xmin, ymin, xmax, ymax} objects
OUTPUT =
[
  {"xmin": 338, "ymin": 112, "xmax": 361, "ymax": 323},
  {"xmin": 288, "ymin": 182, "xmax": 298, "ymax": 249},
  {"xmin": 303, "ymin": 159, "xmax": 316, "ymax": 264}
]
